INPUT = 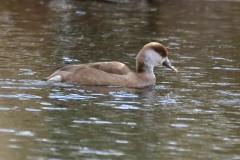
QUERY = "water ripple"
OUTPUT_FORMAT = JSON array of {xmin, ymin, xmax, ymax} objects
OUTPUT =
[
  {"xmin": 49, "ymin": 92, "xmax": 96, "ymax": 101},
  {"xmin": 73, "ymin": 118, "xmax": 137, "ymax": 126},
  {"xmin": 0, "ymin": 93, "xmax": 41, "ymax": 100},
  {"xmin": 0, "ymin": 128, "xmax": 34, "ymax": 137},
  {"xmin": 0, "ymin": 106, "xmax": 16, "ymax": 111},
  {"xmin": 79, "ymin": 147, "xmax": 124, "ymax": 156},
  {"xmin": 41, "ymin": 106, "xmax": 67, "ymax": 111}
]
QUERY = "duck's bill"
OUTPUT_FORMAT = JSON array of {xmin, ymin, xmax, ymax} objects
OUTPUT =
[{"xmin": 162, "ymin": 59, "xmax": 178, "ymax": 72}]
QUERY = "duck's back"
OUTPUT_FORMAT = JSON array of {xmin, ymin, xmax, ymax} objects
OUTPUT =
[{"xmin": 47, "ymin": 61, "xmax": 132, "ymax": 84}]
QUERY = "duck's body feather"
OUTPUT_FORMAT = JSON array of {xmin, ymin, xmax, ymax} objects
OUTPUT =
[{"xmin": 58, "ymin": 61, "xmax": 131, "ymax": 75}]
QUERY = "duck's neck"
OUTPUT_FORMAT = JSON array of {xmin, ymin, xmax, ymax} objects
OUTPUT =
[{"xmin": 136, "ymin": 60, "xmax": 154, "ymax": 74}]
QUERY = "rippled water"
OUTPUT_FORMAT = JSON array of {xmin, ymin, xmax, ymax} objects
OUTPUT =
[{"xmin": 0, "ymin": 0, "xmax": 239, "ymax": 160}]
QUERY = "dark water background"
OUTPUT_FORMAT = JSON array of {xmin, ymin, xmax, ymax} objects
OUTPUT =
[{"xmin": 0, "ymin": 0, "xmax": 239, "ymax": 159}]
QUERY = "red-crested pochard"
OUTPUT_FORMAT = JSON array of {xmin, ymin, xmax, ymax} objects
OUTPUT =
[{"xmin": 46, "ymin": 42, "xmax": 177, "ymax": 88}]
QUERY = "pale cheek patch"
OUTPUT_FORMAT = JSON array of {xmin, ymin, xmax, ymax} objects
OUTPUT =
[{"xmin": 145, "ymin": 49, "xmax": 164, "ymax": 66}]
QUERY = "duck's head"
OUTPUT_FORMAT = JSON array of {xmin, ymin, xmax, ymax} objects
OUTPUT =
[{"xmin": 136, "ymin": 42, "xmax": 178, "ymax": 73}]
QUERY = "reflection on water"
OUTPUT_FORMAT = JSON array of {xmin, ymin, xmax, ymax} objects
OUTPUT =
[{"xmin": 0, "ymin": 0, "xmax": 240, "ymax": 160}]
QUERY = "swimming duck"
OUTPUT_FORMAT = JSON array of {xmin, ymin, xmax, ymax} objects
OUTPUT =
[{"xmin": 46, "ymin": 42, "xmax": 177, "ymax": 88}]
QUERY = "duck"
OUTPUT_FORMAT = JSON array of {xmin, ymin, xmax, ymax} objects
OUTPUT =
[{"xmin": 46, "ymin": 42, "xmax": 178, "ymax": 88}]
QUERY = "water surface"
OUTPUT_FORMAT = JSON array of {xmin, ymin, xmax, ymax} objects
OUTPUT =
[{"xmin": 0, "ymin": 0, "xmax": 239, "ymax": 160}]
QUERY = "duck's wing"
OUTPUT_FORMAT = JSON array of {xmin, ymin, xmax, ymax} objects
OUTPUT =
[
  {"xmin": 58, "ymin": 64, "xmax": 89, "ymax": 72},
  {"xmin": 58, "ymin": 62, "xmax": 131, "ymax": 75},
  {"xmin": 89, "ymin": 62, "xmax": 131, "ymax": 75},
  {"xmin": 46, "ymin": 61, "xmax": 132, "ymax": 81}
]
